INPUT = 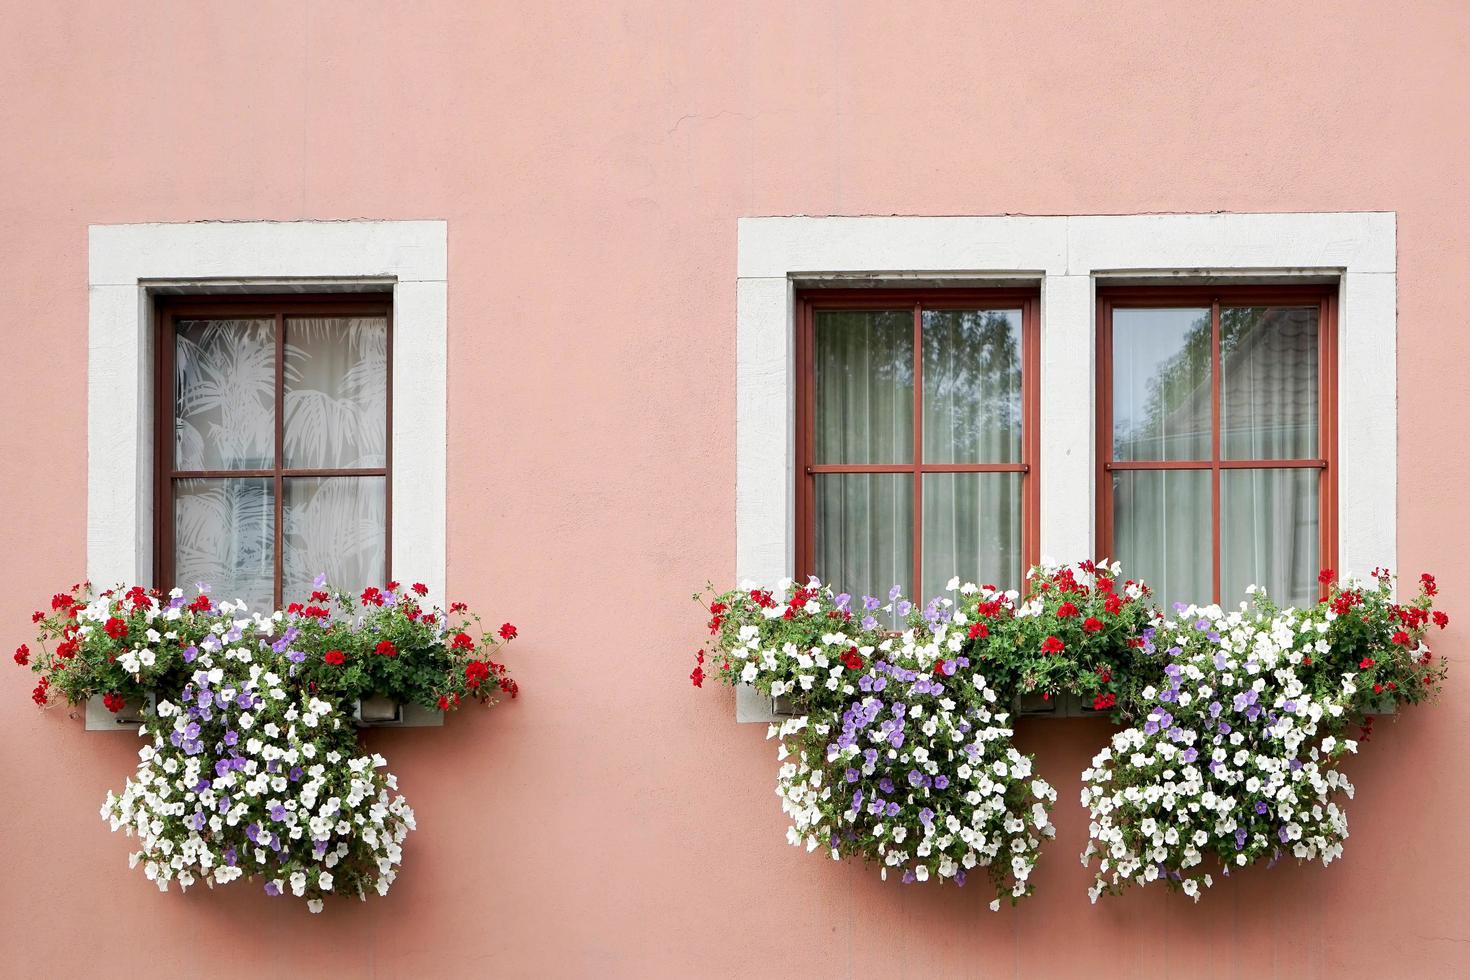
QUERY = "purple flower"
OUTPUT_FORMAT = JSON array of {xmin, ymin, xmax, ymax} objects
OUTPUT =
[
  {"xmin": 879, "ymin": 777, "xmax": 895, "ymax": 794},
  {"xmin": 224, "ymin": 847, "xmax": 237, "ymax": 866},
  {"xmin": 888, "ymin": 585, "xmax": 903, "ymax": 601},
  {"xmin": 896, "ymin": 601, "xmax": 912, "ymax": 617},
  {"xmin": 269, "ymin": 804, "xmax": 287, "ymax": 821},
  {"xmin": 287, "ymin": 650, "xmax": 306, "ymax": 664},
  {"xmin": 845, "ymin": 768, "xmax": 860, "ymax": 783},
  {"xmin": 918, "ymin": 808, "xmax": 934, "ymax": 826},
  {"xmin": 1181, "ymin": 748, "xmax": 1198, "ymax": 764},
  {"xmin": 182, "ymin": 645, "xmax": 198, "ymax": 663},
  {"xmin": 834, "ymin": 593, "xmax": 851, "ymax": 611},
  {"xmin": 1255, "ymin": 801, "xmax": 1269, "ymax": 815},
  {"xmin": 863, "ymin": 596, "xmax": 880, "ymax": 611},
  {"xmin": 901, "ymin": 869, "xmax": 917, "ymax": 884},
  {"xmin": 264, "ymin": 882, "xmax": 280, "ymax": 896},
  {"xmin": 933, "ymin": 774, "xmax": 949, "ymax": 790},
  {"xmin": 886, "ymin": 801, "xmax": 900, "ymax": 817},
  {"xmin": 861, "ymin": 616, "xmax": 879, "ymax": 631},
  {"xmin": 246, "ymin": 823, "xmax": 261, "ymax": 843}
]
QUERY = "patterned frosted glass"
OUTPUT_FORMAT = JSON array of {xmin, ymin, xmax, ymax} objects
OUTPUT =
[
  {"xmin": 283, "ymin": 316, "xmax": 388, "ymax": 468},
  {"xmin": 173, "ymin": 478, "xmax": 274, "ymax": 610},
  {"xmin": 282, "ymin": 476, "xmax": 386, "ymax": 602},
  {"xmin": 174, "ymin": 319, "xmax": 276, "ymax": 470}
]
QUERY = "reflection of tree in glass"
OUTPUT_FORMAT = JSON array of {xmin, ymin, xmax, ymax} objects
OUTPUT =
[
  {"xmin": 922, "ymin": 310, "xmax": 1021, "ymax": 463},
  {"xmin": 814, "ymin": 311, "xmax": 914, "ymax": 464},
  {"xmin": 1116, "ymin": 311, "xmax": 1211, "ymax": 459}
]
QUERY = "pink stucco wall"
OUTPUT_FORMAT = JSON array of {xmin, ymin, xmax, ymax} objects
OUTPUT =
[{"xmin": 2, "ymin": 2, "xmax": 1468, "ymax": 977}]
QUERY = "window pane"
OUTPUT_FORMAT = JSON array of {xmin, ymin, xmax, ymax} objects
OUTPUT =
[
  {"xmin": 1221, "ymin": 306, "xmax": 1318, "ymax": 460},
  {"xmin": 814, "ymin": 473, "xmax": 912, "ymax": 610},
  {"xmin": 922, "ymin": 309, "xmax": 1022, "ymax": 464},
  {"xmin": 813, "ymin": 311, "xmax": 913, "ymax": 464},
  {"xmin": 173, "ymin": 477, "xmax": 274, "ymax": 611},
  {"xmin": 921, "ymin": 472, "xmax": 1021, "ymax": 599},
  {"xmin": 174, "ymin": 319, "xmax": 276, "ymax": 470},
  {"xmin": 283, "ymin": 316, "xmax": 389, "ymax": 468},
  {"xmin": 282, "ymin": 477, "xmax": 386, "ymax": 603},
  {"xmin": 1222, "ymin": 468, "xmax": 1319, "ymax": 609},
  {"xmin": 1111, "ymin": 469, "xmax": 1210, "ymax": 611},
  {"xmin": 1112, "ymin": 308, "xmax": 1212, "ymax": 461}
]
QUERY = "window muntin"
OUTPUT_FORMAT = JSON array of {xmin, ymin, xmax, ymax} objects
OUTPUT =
[
  {"xmin": 1098, "ymin": 287, "xmax": 1336, "ymax": 611},
  {"xmin": 157, "ymin": 297, "xmax": 391, "ymax": 610},
  {"xmin": 797, "ymin": 291, "xmax": 1039, "ymax": 606}
]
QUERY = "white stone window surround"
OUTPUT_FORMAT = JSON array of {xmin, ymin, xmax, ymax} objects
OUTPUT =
[
  {"xmin": 735, "ymin": 211, "xmax": 1395, "ymax": 721},
  {"xmin": 87, "ymin": 219, "xmax": 448, "ymax": 603}
]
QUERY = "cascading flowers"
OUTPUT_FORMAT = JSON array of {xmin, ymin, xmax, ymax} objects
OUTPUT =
[
  {"xmin": 699, "ymin": 577, "xmax": 1056, "ymax": 907},
  {"xmin": 17, "ymin": 576, "xmax": 521, "ymax": 912},
  {"xmin": 696, "ymin": 562, "xmax": 1449, "ymax": 906}
]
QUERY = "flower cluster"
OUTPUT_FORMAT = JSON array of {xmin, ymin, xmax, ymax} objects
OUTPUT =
[
  {"xmin": 18, "ymin": 576, "xmax": 521, "ymax": 912},
  {"xmin": 102, "ymin": 643, "xmax": 414, "ymax": 911},
  {"xmin": 16, "ymin": 577, "xmax": 518, "ymax": 716},
  {"xmin": 697, "ymin": 563, "xmax": 1449, "ymax": 904},
  {"xmin": 700, "ymin": 577, "xmax": 1055, "ymax": 906}
]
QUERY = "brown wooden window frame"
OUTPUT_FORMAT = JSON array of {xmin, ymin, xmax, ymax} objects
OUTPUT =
[
  {"xmin": 154, "ymin": 294, "xmax": 393, "ymax": 608},
  {"xmin": 794, "ymin": 288, "xmax": 1042, "ymax": 596},
  {"xmin": 1095, "ymin": 284, "xmax": 1339, "ymax": 606}
]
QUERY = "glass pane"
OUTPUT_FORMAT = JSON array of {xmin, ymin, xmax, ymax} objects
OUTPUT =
[
  {"xmin": 282, "ymin": 477, "xmax": 386, "ymax": 603},
  {"xmin": 922, "ymin": 309, "xmax": 1023, "ymax": 464},
  {"xmin": 1221, "ymin": 306, "xmax": 1318, "ymax": 460},
  {"xmin": 814, "ymin": 474, "xmax": 913, "ymax": 615},
  {"xmin": 174, "ymin": 478, "xmax": 274, "ymax": 611},
  {"xmin": 813, "ymin": 310, "xmax": 913, "ymax": 464},
  {"xmin": 283, "ymin": 316, "xmax": 389, "ymax": 468},
  {"xmin": 1112, "ymin": 308, "xmax": 1212, "ymax": 461},
  {"xmin": 921, "ymin": 472, "xmax": 1021, "ymax": 599},
  {"xmin": 1112, "ymin": 469, "xmax": 1210, "ymax": 612},
  {"xmin": 1222, "ymin": 468, "xmax": 1319, "ymax": 609},
  {"xmin": 174, "ymin": 319, "xmax": 276, "ymax": 470}
]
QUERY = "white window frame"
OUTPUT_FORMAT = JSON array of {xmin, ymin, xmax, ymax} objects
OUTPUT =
[
  {"xmin": 735, "ymin": 211, "xmax": 1395, "ymax": 720},
  {"xmin": 87, "ymin": 219, "xmax": 448, "ymax": 602}
]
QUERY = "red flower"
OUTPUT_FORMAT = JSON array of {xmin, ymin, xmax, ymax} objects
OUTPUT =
[
  {"xmin": 386, "ymin": 580, "xmax": 401, "ymax": 592},
  {"xmin": 1103, "ymin": 593, "xmax": 1124, "ymax": 615},
  {"xmin": 498, "ymin": 623, "xmax": 518, "ymax": 641},
  {"xmin": 690, "ymin": 665, "xmax": 705, "ymax": 688},
  {"xmin": 1373, "ymin": 683, "xmax": 1383, "ymax": 694},
  {"xmin": 375, "ymin": 640, "xmax": 398, "ymax": 658},
  {"xmin": 188, "ymin": 593, "xmax": 212, "ymax": 613},
  {"xmin": 412, "ymin": 582, "xmax": 429, "ymax": 596},
  {"xmin": 324, "ymin": 649, "xmax": 346, "ymax": 666},
  {"xmin": 465, "ymin": 660, "xmax": 491, "ymax": 688},
  {"xmin": 436, "ymin": 694, "xmax": 450, "ymax": 710},
  {"xmin": 31, "ymin": 678, "xmax": 49, "ymax": 706},
  {"xmin": 1390, "ymin": 631, "xmax": 1410, "ymax": 647},
  {"xmin": 102, "ymin": 691, "xmax": 126, "ymax": 713},
  {"xmin": 1318, "ymin": 568, "xmax": 1335, "ymax": 586},
  {"xmin": 1096, "ymin": 667, "xmax": 1112, "ymax": 683},
  {"xmin": 1092, "ymin": 692, "xmax": 1116, "ymax": 711},
  {"xmin": 13, "ymin": 644, "xmax": 29, "ymax": 666},
  {"xmin": 450, "ymin": 601, "xmax": 468, "ymax": 614},
  {"xmin": 1056, "ymin": 601, "xmax": 1079, "ymax": 619},
  {"xmin": 104, "ymin": 617, "xmax": 128, "ymax": 639},
  {"xmin": 360, "ymin": 586, "xmax": 384, "ymax": 607},
  {"xmin": 1433, "ymin": 610, "xmax": 1449, "ymax": 629},
  {"xmin": 1303, "ymin": 655, "xmax": 1313, "ymax": 666},
  {"xmin": 451, "ymin": 632, "xmax": 474, "ymax": 651},
  {"xmin": 1041, "ymin": 635, "xmax": 1065, "ymax": 655},
  {"xmin": 840, "ymin": 647, "xmax": 864, "ymax": 671},
  {"xmin": 1082, "ymin": 616, "xmax": 1104, "ymax": 635},
  {"xmin": 1360, "ymin": 656, "xmax": 1376, "ymax": 669},
  {"xmin": 968, "ymin": 622, "xmax": 989, "ymax": 639},
  {"xmin": 1421, "ymin": 573, "xmax": 1438, "ymax": 597}
]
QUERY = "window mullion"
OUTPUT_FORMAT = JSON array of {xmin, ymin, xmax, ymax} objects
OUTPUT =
[
  {"xmin": 1210, "ymin": 299, "xmax": 1222, "ymax": 605},
  {"xmin": 273, "ymin": 312, "xmax": 285, "ymax": 610},
  {"xmin": 911, "ymin": 302, "xmax": 923, "ymax": 600}
]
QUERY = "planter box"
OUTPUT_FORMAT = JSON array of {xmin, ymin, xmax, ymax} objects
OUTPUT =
[
  {"xmin": 84, "ymin": 692, "xmax": 155, "ymax": 731},
  {"xmin": 352, "ymin": 695, "xmax": 444, "ymax": 728}
]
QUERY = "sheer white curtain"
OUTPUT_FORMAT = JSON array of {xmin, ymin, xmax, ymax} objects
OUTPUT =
[
  {"xmin": 919, "ymin": 309, "xmax": 1022, "ymax": 597},
  {"xmin": 1111, "ymin": 305, "xmax": 1319, "ymax": 610},
  {"xmin": 812, "ymin": 307, "xmax": 1023, "ymax": 607}
]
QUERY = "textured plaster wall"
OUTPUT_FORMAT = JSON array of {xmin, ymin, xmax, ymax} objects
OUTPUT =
[{"xmin": 1, "ymin": 2, "xmax": 1467, "ymax": 977}]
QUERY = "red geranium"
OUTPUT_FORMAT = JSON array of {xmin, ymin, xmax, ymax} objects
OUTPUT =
[
  {"xmin": 840, "ymin": 647, "xmax": 864, "ymax": 671},
  {"xmin": 375, "ymin": 640, "xmax": 398, "ymax": 658},
  {"xmin": 102, "ymin": 691, "xmax": 126, "ymax": 713},
  {"xmin": 1092, "ymin": 692, "xmax": 1116, "ymax": 711},
  {"xmin": 1041, "ymin": 635, "xmax": 1065, "ymax": 655},
  {"xmin": 465, "ymin": 660, "xmax": 491, "ymax": 688},
  {"xmin": 968, "ymin": 622, "xmax": 989, "ymax": 639},
  {"xmin": 104, "ymin": 617, "xmax": 128, "ymax": 639},
  {"xmin": 324, "ymin": 649, "xmax": 346, "ymax": 666},
  {"xmin": 499, "ymin": 623, "xmax": 518, "ymax": 641},
  {"xmin": 13, "ymin": 644, "xmax": 28, "ymax": 666},
  {"xmin": 412, "ymin": 582, "xmax": 429, "ymax": 596},
  {"xmin": 1390, "ymin": 631, "xmax": 1410, "ymax": 647},
  {"xmin": 1082, "ymin": 616, "xmax": 1104, "ymax": 635},
  {"xmin": 1056, "ymin": 601, "xmax": 1079, "ymax": 618},
  {"xmin": 451, "ymin": 632, "xmax": 474, "ymax": 651}
]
